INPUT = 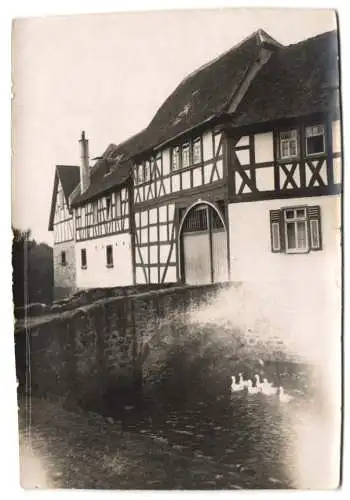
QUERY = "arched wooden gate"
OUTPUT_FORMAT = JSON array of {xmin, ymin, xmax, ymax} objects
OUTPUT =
[{"xmin": 178, "ymin": 201, "xmax": 229, "ymax": 285}]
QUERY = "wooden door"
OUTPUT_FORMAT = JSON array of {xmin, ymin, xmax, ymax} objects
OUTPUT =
[
  {"xmin": 181, "ymin": 203, "xmax": 228, "ymax": 285},
  {"xmin": 183, "ymin": 231, "xmax": 211, "ymax": 285},
  {"xmin": 212, "ymin": 229, "xmax": 228, "ymax": 282}
]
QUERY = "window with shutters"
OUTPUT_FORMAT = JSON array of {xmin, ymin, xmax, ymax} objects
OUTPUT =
[{"xmin": 270, "ymin": 205, "xmax": 322, "ymax": 254}]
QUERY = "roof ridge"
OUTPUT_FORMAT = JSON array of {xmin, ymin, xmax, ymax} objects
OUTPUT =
[
  {"xmin": 284, "ymin": 29, "xmax": 337, "ymax": 50},
  {"xmin": 178, "ymin": 29, "xmax": 264, "ymax": 87}
]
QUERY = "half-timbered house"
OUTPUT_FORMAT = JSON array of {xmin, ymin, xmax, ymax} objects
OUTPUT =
[
  {"xmin": 48, "ymin": 165, "xmax": 80, "ymax": 299},
  {"xmin": 129, "ymin": 29, "xmax": 341, "ymax": 289},
  {"xmin": 49, "ymin": 28, "xmax": 342, "ymax": 307},
  {"xmin": 68, "ymin": 131, "xmax": 145, "ymax": 290}
]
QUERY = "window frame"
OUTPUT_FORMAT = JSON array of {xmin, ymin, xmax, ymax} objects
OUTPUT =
[
  {"xmin": 106, "ymin": 244, "xmax": 114, "ymax": 268},
  {"xmin": 192, "ymin": 137, "xmax": 202, "ymax": 165},
  {"xmin": 171, "ymin": 146, "xmax": 180, "ymax": 171},
  {"xmin": 60, "ymin": 251, "xmax": 67, "ymax": 266},
  {"xmin": 279, "ymin": 128, "xmax": 299, "ymax": 160},
  {"xmin": 270, "ymin": 205, "xmax": 322, "ymax": 254},
  {"xmin": 283, "ymin": 206, "xmax": 309, "ymax": 254},
  {"xmin": 81, "ymin": 248, "xmax": 87, "ymax": 269},
  {"xmin": 105, "ymin": 195, "xmax": 112, "ymax": 220},
  {"xmin": 305, "ymin": 124, "xmax": 326, "ymax": 157}
]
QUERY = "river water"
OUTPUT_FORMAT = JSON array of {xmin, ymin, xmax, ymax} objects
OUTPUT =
[{"xmin": 121, "ymin": 388, "xmax": 313, "ymax": 489}]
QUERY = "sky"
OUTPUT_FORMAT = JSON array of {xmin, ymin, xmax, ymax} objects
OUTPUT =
[{"xmin": 11, "ymin": 7, "xmax": 337, "ymax": 245}]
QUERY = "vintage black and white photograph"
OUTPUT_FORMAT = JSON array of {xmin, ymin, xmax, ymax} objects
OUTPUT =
[{"xmin": 12, "ymin": 6, "xmax": 342, "ymax": 490}]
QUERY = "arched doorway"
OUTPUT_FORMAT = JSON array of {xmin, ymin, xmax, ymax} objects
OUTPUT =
[{"xmin": 178, "ymin": 201, "xmax": 229, "ymax": 285}]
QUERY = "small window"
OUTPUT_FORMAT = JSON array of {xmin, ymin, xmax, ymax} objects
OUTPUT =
[
  {"xmin": 279, "ymin": 129, "xmax": 299, "ymax": 159},
  {"xmin": 57, "ymin": 189, "xmax": 64, "ymax": 210},
  {"xmin": 270, "ymin": 205, "xmax": 322, "ymax": 254},
  {"xmin": 192, "ymin": 138, "xmax": 202, "ymax": 164},
  {"xmin": 182, "ymin": 143, "xmax": 190, "ymax": 168},
  {"xmin": 171, "ymin": 146, "xmax": 180, "ymax": 171},
  {"xmin": 305, "ymin": 124, "xmax": 325, "ymax": 156},
  {"xmin": 105, "ymin": 196, "xmax": 112, "ymax": 219},
  {"xmin": 93, "ymin": 203, "xmax": 98, "ymax": 223},
  {"xmin": 137, "ymin": 165, "xmax": 144, "ymax": 184},
  {"xmin": 81, "ymin": 248, "xmax": 87, "ymax": 269},
  {"xmin": 143, "ymin": 160, "xmax": 152, "ymax": 183},
  {"xmin": 106, "ymin": 245, "xmax": 113, "ymax": 268},
  {"xmin": 61, "ymin": 251, "xmax": 67, "ymax": 266}
]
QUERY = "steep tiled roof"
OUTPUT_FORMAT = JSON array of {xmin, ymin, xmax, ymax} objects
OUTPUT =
[
  {"xmin": 62, "ymin": 29, "xmax": 340, "ymax": 208},
  {"xmin": 132, "ymin": 29, "xmax": 280, "ymax": 154},
  {"xmin": 56, "ymin": 165, "xmax": 80, "ymax": 202},
  {"xmin": 234, "ymin": 30, "xmax": 339, "ymax": 127},
  {"xmin": 70, "ymin": 130, "xmax": 145, "ymax": 206},
  {"xmin": 48, "ymin": 165, "xmax": 80, "ymax": 230}
]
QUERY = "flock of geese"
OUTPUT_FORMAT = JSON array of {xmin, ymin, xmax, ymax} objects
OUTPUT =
[{"xmin": 231, "ymin": 373, "xmax": 293, "ymax": 403}]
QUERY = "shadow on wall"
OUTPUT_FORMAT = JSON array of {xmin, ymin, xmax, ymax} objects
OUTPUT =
[{"xmin": 141, "ymin": 280, "xmax": 341, "ymax": 408}]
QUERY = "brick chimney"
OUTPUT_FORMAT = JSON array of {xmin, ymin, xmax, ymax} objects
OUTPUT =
[{"xmin": 79, "ymin": 130, "xmax": 90, "ymax": 193}]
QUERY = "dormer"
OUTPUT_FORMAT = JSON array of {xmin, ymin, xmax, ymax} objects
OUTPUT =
[{"xmin": 226, "ymin": 29, "xmax": 282, "ymax": 115}]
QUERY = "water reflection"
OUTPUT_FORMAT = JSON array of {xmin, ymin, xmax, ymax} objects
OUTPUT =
[{"xmin": 122, "ymin": 388, "xmax": 303, "ymax": 488}]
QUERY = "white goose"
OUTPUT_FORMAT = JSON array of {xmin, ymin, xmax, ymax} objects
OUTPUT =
[
  {"xmin": 254, "ymin": 374, "xmax": 262, "ymax": 392},
  {"xmin": 260, "ymin": 378, "xmax": 278, "ymax": 396},
  {"xmin": 278, "ymin": 386, "xmax": 293, "ymax": 403},
  {"xmin": 231, "ymin": 373, "xmax": 244, "ymax": 392},
  {"xmin": 246, "ymin": 379, "xmax": 259, "ymax": 394}
]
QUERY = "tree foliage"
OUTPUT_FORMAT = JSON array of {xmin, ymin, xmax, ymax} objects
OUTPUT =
[{"xmin": 12, "ymin": 228, "xmax": 53, "ymax": 307}]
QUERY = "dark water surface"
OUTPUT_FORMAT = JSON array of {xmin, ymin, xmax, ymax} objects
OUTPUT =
[{"xmin": 122, "ymin": 390, "xmax": 304, "ymax": 488}]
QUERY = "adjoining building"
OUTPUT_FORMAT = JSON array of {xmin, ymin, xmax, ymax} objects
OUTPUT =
[{"xmin": 49, "ymin": 29, "xmax": 342, "ymax": 309}]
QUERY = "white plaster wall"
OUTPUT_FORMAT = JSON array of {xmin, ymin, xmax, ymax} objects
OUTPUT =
[
  {"xmin": 75, "ymin": 233, "xmax": 133, "ymax": 289},
  {"xmin": 202, "ymin": 131, "xmax": 213, "ymax": 160},
  {"xmin": 254, "ymin": 132, "xmax": 274, "ymax": 163},
  {"xmin": 228, "ymin": 195, "xmax": 340, "ymax": 283},
  {"xmin": 228, "ymin": 195, "xmax": 341, "ymax": 365}
]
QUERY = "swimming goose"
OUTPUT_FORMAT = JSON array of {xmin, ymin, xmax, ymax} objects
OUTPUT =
[
  {"xmin": 260, "ymin": 378, "xmax": 278, "ymax": 396},
  {"xmin": 231, "ymin": 373, "xmax": 244, "ymax": 392},
  {"xmin": 278, "ymin": 387, "xmax": 293, "ymax": 403},
  {"xmin": 254, "ymin": 374, "xmax": 262, "ymax": 391},
  {"xmin": 246, "ymin": 379, "xmax": 259, "ymax": 394}
]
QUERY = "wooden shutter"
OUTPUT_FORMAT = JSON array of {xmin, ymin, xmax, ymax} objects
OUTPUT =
[
  {"xmin": 308, "ymin": 205, "xmax": 322, "ymax": 250},
  {"xmin": 270, "ymin": 209, "xmax": 284, "ymax": 252}
]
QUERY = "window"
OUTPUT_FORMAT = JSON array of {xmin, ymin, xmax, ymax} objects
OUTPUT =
[
  {"xmin": 105, "ymin": 196, "xmax": 112, "ymax": 219},
  {"xmin": 192, "ymin": 138, "xmax": 202, "ymax": 164},
  {"xmin": 106, "ymin": 245, "xmax": 113, "ymax": 268},
  {"xmin": 93, "ymin": 203, "xmax": 98, "ymax": 224},
  {"xmin": 60, "ymin": 251, "xmax": 66, "ymax": 266},
  {"xmin": 270, "ymin": 205, "xmax": 322, "ymax": 254},
  {"xmin": 81, "ymin": 248, "xmax": 87, "ymax": 269},
  {"xmin": 284, "ymin": 208, "xmax": 308, "ymax": 252},
  {"xmin": 305, "ymin": 124, "xmax": 325, "ymax": 156},
  {"xmin": 171, "ymin": 146, "xmax": 180, "ymax": 171},
  {"xmin": 144, "ymin": 161, "xmax": 152, "ymax": 182},
  {"xmin": 115, "ymin": 192, "xmax": 121, "ymax": 218},
  {"xmin": 182, "ymin": 143, "xmax": 190, "ymax": 168},
  {"xmin": 137, "ymin": 165, "xmax": 144, "ymax": 184},
  {"xmin": 182, "ymin": 206, "xmax": 208, "ymax": 233},
  {"xmin": 279, "ymin": 129, "xmax": 298, "ymax": 159},
  {"xmin": 57, "ymin": 190, "xmax": 64, "ymax": 210}
]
